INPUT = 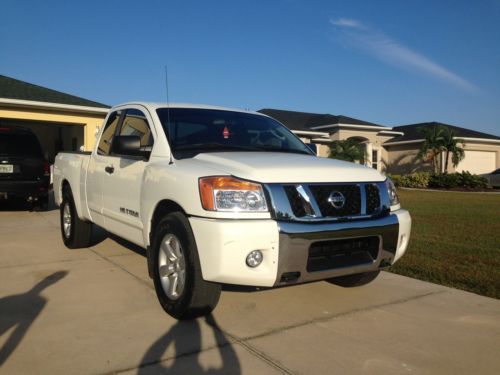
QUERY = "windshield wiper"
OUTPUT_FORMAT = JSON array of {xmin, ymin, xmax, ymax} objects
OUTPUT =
[{"xmin": 174, "ymin": 143, "xmax": 261, "ymax": 152}]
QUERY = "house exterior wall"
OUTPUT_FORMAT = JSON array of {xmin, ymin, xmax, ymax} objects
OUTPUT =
[
  {"xmin": 384, "ymin": 143, "xmax": 433, "ymax": 174},
  {"xmin": 385, "ymin": 141, "xmax": 500, "ymax": 175},
  {"xmin": 316, "ymin": 144, "xmax": 330, "ymax": 157},
  {"xmin": 329, "ymin": 129, "xmax": 395, "ymax": 172}
]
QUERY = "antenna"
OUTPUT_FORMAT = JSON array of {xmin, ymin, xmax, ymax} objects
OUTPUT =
[
  {"xmin": 165, "ymin": 65, "xmax": 174, "ymax": 165},
  {"xmin": 164, "ymin": 65, "xmax": 170, "ymax": 104}
]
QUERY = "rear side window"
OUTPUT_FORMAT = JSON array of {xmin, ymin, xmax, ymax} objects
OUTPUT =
[
  {"xmin": 119, "ymin": 109, "xmax": 153, "ymax": 147},
  {"xmin": 0, "ymin": 133, "xmax": 43, "ymax": 158},
  {"xmin": 97, "ymin": 111, "xmax": 121, "ymax": 155}
]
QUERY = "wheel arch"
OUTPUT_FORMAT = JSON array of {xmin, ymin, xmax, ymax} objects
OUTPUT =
[
  {"xmin": 60, "ymin": 179, "xmax": 72, "ymax": 207},
  {"xmin": 148, "ymin": 199, "xmax": 188, "ymax": 244},
  {"xmin": 146, "ymin": 199, "xmax": 189, "ymax": 278}
]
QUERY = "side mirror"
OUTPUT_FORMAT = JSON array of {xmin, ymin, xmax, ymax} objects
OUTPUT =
[{"xmin": 111, "ymin": 135, "xmax": 142, "ymax": 157}]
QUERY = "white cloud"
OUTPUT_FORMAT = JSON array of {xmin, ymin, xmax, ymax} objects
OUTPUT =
[
  {"xmin": 329, "ymin": 17, "xmax": 478, "ymax": 92},
  {"xmin": 329, "ymin": 18, "xmax": 363, "ymax": 28}
]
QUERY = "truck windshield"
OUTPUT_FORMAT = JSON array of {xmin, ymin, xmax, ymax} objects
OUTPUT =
[{"xmin": 156, "ymin": 108, "xmax": 313, "ymax": 159}]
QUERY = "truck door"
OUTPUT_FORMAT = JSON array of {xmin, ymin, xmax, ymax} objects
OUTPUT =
[
  {"xmin": 86, "ymin": 110, "xmax": 123, "ymax": 227},
  {"xmin": 101, "ymin": 107, "xmax": 155, "ymax": 246}
]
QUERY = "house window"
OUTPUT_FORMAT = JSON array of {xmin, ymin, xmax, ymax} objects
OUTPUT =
[{"xmin": 372, "ymin": 149, "xmax": 378, "ymax": 170}]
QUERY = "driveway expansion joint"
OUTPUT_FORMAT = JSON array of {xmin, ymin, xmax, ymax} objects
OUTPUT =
[{"xmin": 238, "ymin": 289, "xmax": 447, "ymax": 343}]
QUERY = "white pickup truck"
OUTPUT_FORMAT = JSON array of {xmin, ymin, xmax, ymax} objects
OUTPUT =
[{"xmin": 54, "ymin": 102, "xmax": 411, "ymax": 319}]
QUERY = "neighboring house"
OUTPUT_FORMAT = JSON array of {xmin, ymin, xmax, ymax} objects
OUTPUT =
[
  {"xmin": 258, "ymin": 109, "xmax": 500, "ymax": 175},
  {"xmin": 386, "ymin": 123, "xmax": 500, "ymax": 175},
  {"xmin": 0, "ymin": 75, "xmax": 109, "ymax": 162}
]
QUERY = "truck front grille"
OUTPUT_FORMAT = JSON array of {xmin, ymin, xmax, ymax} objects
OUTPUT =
[
  {"xmin": 284, "ymin": 185, "xmax": 307, "ymax": 217},
  {"xmin": 309, "ymin": 184, "xmax": 361, "ymax": 217},
  {"xmin": 365, "ymin": 184, "xmax": 381, "ymax": 214},
  {"xmin": 307, "ymin": 236, "xmax": 379, "ymax": 272},
  {"xmin": 273, "ymin": 181, "xmax": 386, "ymax": 221}
]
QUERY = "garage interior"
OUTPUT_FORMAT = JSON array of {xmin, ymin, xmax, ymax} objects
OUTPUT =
[{"xmin": 0, "ymin": 118, "xmax": 84, "ymax": 163}]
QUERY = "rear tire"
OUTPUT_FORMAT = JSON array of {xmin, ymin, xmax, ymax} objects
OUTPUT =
[
  {"xmin": 151, "ymin": 212, "xmax": 221, "ymax": 320},
  {"xmin": 327, "ymin": 270, "xmax": 380, "ymax": 287},
  {"xmin": 60, "ymin": 186, "xmax": 92, "ymax": 249}
]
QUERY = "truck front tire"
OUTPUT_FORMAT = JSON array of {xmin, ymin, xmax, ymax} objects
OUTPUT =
[
  {"xmin": 151, "ymin": 212, "xmax": 221, "ymax": 320},
  {"xmin": 327, "ymin": 270, "xmax": 380, "ymax": 287},
  {"xmin": 60, "ymin": 186, "xmax": 93, "ymax": 249}
]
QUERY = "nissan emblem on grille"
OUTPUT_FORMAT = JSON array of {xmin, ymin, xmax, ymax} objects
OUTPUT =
[{"xmin": 327, "ymin": 191, "xmax": 346, "ymax": 209}]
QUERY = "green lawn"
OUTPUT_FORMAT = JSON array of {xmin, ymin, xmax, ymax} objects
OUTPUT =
[{"xmin": 388, "ymin": 189, "xmax": 500, "ymax": 299}]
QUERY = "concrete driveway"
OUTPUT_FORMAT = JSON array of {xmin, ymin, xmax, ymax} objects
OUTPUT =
[{"xmin": 1, "ymin": 202, "xmax": 499, "ymax": 374}]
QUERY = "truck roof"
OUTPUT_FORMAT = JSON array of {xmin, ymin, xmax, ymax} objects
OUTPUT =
[{"xmin": 112, "ymin": 102, "xmax": 267, "ymax": 117}]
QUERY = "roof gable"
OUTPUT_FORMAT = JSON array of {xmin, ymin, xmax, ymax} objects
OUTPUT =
[
  {"xmin": 0, "ymin": 75, "xmax": 109, "ymax": 108},
  {"xmin": 258, "ymin": 108, "xmax": 383, "ymax": 131},
  {"xmin": 389, "ymin": 122, "xmax": 500, "ymax": 143}
]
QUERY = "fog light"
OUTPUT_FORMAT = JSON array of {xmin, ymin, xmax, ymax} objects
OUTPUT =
[{"xmin": 246, "ymin": 250, "xmax": 263, "ymax": 268}]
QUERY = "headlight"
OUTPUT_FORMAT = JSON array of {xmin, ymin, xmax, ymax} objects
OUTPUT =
[
  {"xmin": 385, "ymin": 178, "xmax": 400, "ymax": 210},
  {"xmin": 199, "ymin": 176, "xmax": 268, "ymax": 212}
]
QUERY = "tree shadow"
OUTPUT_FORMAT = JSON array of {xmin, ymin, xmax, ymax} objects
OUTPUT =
[
  {"xmin": 137, "ymin": 314, "xmax": 241, "ymax": 374},
  {"xmin": 0, "ymin": 271, "xmax": 68, "ymax": 366},
  {"xmin": 385, "ymin": 153, "xmax": 431, "ymax": 175}
]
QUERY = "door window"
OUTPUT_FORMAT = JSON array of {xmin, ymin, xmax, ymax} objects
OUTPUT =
[
  {"xmin": 120, "ymin": 109, "xmax": 153, "ymax": 148},
  {"xmin": 97, "ymin": 111, "xmax": 122, "ymax": 155}
]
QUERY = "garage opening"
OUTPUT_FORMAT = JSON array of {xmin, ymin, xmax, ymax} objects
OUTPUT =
[
  {"xmin": 456, "ymin": 150, "xmax": 496, "ymax": 175},
  {"xmin": 0, "ymin": 118, "xmax": 84, "ymax": 163}
]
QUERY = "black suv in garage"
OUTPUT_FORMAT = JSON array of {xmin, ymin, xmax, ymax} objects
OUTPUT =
[{"xmin": 0, "ymin": 125, "xmax": 50, "ymax": 210}]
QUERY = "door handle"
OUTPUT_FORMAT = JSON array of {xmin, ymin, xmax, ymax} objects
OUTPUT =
[{"xmin": 105, "ymin": 165, "xmax": 115, "ymax": 174}]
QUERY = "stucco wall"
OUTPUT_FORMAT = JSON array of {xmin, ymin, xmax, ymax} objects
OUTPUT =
[
  {"xmin": 385, "ymin": 143, "xmax": 433, "ymax": 174},
  {"xmin": 329, "ymin": 129, "xmax": 395, "ymax": 172},
  {"xmin": 385, "ymin": 141, "xmax": 500, "ymax": 174}
]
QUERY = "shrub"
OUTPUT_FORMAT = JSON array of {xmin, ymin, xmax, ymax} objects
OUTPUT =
[
  {"xmin": 457, "ymin": 171, "xmax": 488, "ymax": 188},
  {"xmin": 390, "ymin": 172, "xmax": 488, "ymax": 190},
  {"xmin": 389, "ymin": 173, "xmax": 430, "ymax": 188},
  {"xmin": 429, "ymin": 173, "xmax": 459, "ymax": 188},
  {"xmin": 428, "ymin": 172, "xmax": 488, "ymax": 189}
]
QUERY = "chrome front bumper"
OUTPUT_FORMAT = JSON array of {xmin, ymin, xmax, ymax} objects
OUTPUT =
[{"xmin": 273, "ymin": 209, "xmax": 411, "ymax": 286}]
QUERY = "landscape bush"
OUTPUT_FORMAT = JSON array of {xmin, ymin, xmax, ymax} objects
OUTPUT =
[
  {"xmin": 390, "ymin": 171, "xmax": 488, "ymax": 189},
  {"xmin": 428, "ymin": 171, "xmax": 488, "ymax": 189},
  {"xmin": 389, "ymin": 172, "xmax": 430, "ymax": 188}
]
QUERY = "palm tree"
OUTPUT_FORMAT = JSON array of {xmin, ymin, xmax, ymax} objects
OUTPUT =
[
  {"xmin": 441, "ymin": 127, "xmax": 465, "ymax": 171},
  {"xmin": 418, "ymin": 126, "xmax": 445, "ymax": 173},
  {"xmin": 328, "ymin": 139, "xmax": 366, "ymax": 163}
]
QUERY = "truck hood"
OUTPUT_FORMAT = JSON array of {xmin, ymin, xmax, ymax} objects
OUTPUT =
[{"xmin": 184, "ymin": 152, "xmax": 385, "ymax": 183}]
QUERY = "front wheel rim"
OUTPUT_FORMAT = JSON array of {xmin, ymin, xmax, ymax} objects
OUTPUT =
[
  {"xmin": 158, "ymin": 233, "xmax": 186, "ymax": 300},
  {"xmin": 63, "ymin": 203, "xmax": 72, "ymax": 239}
]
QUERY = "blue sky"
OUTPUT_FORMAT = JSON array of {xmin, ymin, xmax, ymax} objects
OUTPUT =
[{"xmin": 1, "ymin": 0, "xmax": 499, "ymax": 135}]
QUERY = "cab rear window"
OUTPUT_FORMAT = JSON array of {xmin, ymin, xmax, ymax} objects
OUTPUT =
[{"xmin": 0, "ymin": 133, "xmax": 43, "ymax": 158}]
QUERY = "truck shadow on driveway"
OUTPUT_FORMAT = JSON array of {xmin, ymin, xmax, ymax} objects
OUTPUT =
[
  {"xmin": 137, "ymin": 315, "xmax": 241, "ymax": 374},
  {"xmin": 0, "ymin": 271, "xmax": 68, "ymax": 366}
]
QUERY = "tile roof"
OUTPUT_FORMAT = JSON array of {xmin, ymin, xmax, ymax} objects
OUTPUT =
[
  {"xmin": 258, "ymin": 108, "xmax": 383, "ymax": 131},
  {"xmin": 0, "ymin": 75, "xmax": 110, "ymax": 108},
  {"xmin": 388, "ymin": 122, "xmax": 500, "ymax": 143}
]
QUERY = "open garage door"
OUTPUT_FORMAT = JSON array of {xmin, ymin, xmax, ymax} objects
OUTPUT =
[
  {"xmin": 456, "ymin": 150, "xmax": 496, "ymax": 174},
  {"xmin": 0, "ymin": 119, "xmax": 84, "ymax": 163}
]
